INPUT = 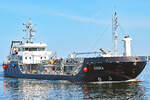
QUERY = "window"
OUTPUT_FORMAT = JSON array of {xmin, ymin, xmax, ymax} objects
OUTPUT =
[
  {"xmin": 18, "ymin": 48, "xmax": 22, "ymax": 51},
  {"xmin": 29, "ymin": 48, "xmax": 38, "ymax": 51},
  {"xmin": 41, "ymin": 48, "xmax": 45, "ymax": 51},
  {"xmin": 25, "ymin": 48, "xmax": 29, "ymax": 51},
  {"xmin": 38, "ymin": 48, "xmax": 45, "ymax": 51},
  {"xmin": 25, "ymin": 57, "xmax": 27, "ymax": 59},
  {"xmin": 22, "ymin": 47, "xmax": 45, "ymax": 51}
]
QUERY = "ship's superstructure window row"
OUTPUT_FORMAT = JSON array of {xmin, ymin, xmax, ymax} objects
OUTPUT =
[{"xmin": 22, "ymin": 48, "xmax": 45, "ymax": 51}]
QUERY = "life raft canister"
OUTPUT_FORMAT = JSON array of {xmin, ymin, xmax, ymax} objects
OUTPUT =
[{"xmin": 13, "ymin": 46, "xmax": 18, "ymax": 52}]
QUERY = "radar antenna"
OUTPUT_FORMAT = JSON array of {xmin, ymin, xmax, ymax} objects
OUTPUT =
[{"xmin": 22, "ymin": 18, "xmax": 36, "ymax": 43}]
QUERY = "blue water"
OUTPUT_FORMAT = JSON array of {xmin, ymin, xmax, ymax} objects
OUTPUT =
[{"xmin": 0, "ymin": 64, "xmax": 150, "ymax": 100}]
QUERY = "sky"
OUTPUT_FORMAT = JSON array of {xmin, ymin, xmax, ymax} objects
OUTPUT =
[{"xmin": 0, "ymin": 0, "xmax": 150, "ymax": 62}]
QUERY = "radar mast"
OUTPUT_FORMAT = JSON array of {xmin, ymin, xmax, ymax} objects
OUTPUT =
[
  {"xmin": 22, "ymin": 18, "xmax": 35, "ymax": 43},
  {"xmin": 112, "ymin": 12, "xmax": 119, "ymax": 56}
]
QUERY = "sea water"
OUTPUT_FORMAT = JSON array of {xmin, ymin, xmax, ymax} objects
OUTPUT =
[{"xmin": 0, "ymin": 63, "xmax": 150, "ymax": 100}]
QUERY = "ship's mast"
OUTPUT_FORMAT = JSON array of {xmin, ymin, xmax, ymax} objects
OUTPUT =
[
  {"xmin": 112, "ymin": 12, "xmax": 119, "ymax": 56},
  {"xmin": 23, "ymin": 18, "xmax": 35, "ymax": 43}
]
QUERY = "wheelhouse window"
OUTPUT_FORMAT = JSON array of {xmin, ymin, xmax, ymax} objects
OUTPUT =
[
  {"xmin": 29, "ymin": 48, "xmax": 37, "ymax": 51},
  {"xmin": 25, "ymin": 48, "xmax": 29, "ymax": 51},
  {"xmin": 18, "ymin": 47, "xmax": 22, "ymax": 51},
  {"xmin": 38, "ymin": 48, "xmax": 45, "ymax": 51},
  {"xmin": 22, "ymin": 47, "xmax": 45, "ymax": 51}
]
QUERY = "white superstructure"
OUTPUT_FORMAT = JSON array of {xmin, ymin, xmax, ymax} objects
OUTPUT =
[
  {"xmin": 18, "ymin": 42, "xmax": 52, "ymax": 64},
  {"xmin": 8, "ymin": 19, "xmax": 53, "ymax": 65}
]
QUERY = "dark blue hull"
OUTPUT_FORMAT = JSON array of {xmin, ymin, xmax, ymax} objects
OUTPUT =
[{"xmin": 4, "ymin": 56, "xmax": 147, "ymax": 82}]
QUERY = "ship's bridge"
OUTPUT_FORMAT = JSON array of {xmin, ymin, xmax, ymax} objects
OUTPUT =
[
  {"xmin": 18, "ymin": 42, "xmax": 52, "ymax": 64},
  {"xmin": 21, "ymin": 42, "xmax": 47, "ymax": 51}
]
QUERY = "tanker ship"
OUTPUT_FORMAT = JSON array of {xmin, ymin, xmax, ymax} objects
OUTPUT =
[{"xmin": 2, "ymin": 12, "xmax": 147, "ymax": 82}]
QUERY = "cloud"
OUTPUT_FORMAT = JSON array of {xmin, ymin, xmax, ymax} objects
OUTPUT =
[
  {"xmin": 0, "ymin": 2, "xmax": 110, "ymax": 24},
  {"xmin": 52, "ymin": 12, "xmax": 110, "ymax": 24}
]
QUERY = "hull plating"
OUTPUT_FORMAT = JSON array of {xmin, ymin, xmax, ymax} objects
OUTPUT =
[{"xmin": 4, "ymin": 56, "xmax": 147, "ymax": 82}]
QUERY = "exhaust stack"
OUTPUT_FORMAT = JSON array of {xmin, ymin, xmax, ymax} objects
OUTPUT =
[{"xmin": 122, "ymin": 35, "xmax": 132, "ymax": 56}]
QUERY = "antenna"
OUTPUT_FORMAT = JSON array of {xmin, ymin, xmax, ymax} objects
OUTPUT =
[
  {"xmin": 22, "ymin": 18, "xmax": 36, "ymax": 43},
  {"xmin": 112, "ymin": 12, "xmax": 119, "ymax": 56}
]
